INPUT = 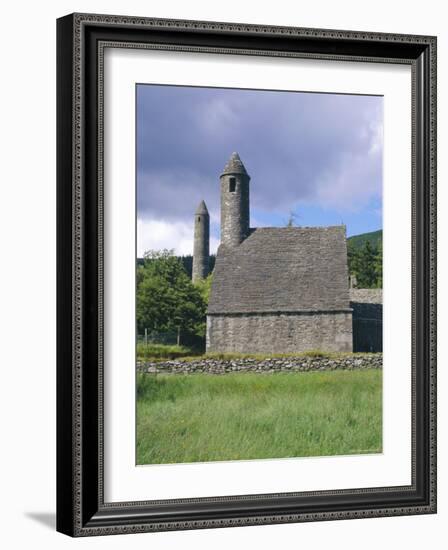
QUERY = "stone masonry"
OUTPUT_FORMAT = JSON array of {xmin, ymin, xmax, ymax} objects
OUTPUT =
[
  {"xmin": 207, "ymin": 312, "xmax": 353, "ymax": 354},
  {"xmin": 138, "ymin": 353, "xmax": 382, "ymax": 375},
  {"xmin": 220, "ymin": 152, "xmax": 250, "ymax": 248},
  {"xmin": 192, "ymin": 200, "xmax": 210, "ymax": 283}
]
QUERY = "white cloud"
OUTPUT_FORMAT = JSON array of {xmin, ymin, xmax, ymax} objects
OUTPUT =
[{"xmin": 137, "ymin": 218, "xmax": 219, "ymax": 257}]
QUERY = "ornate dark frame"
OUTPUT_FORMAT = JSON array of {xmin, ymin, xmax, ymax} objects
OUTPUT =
[{"xmin": 56, "ymin": 13, "xmax": 437, "ymax": 537}]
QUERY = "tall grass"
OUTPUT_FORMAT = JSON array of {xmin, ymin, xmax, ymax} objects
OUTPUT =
[
  {"xmin": 136, "ymin": 370, "xmax": 382, "ymax": 464},
  {"xmin": 136, "ymin": 343, "xmax": 200, "ymax": 360},
  {"xmin": 137, "ymin": 342, "xmax": 375, "ymax": 362}
]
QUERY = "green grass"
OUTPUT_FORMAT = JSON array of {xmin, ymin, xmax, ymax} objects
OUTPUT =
[
  {"xmin": 136, "ymin": 343, "xmax": 200, "ymax": 360},
  {"xmin": 136, "ymin": 370, "xmax": 382, "ymax": 464},
  {"xmin": 137, "ymin": 343, "xmax": 376, "ymax": 362}
]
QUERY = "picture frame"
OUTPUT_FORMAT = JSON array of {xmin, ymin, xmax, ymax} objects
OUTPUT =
[{"xmin": 56, "ymin": 12, "xmax": 437, "ymax": 536}]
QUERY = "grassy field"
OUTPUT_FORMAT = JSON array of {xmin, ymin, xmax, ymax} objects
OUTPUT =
[
  {"xmin": 136, "ymin": 370, "xmax": 382, "ymax": 465},
  {"xmin": 136, "ymin": 343, "xmax": 373, "ymax": 362},
  {"xmin": 136, "ymin": 343, "xmax": 201, "ymax": 360}
]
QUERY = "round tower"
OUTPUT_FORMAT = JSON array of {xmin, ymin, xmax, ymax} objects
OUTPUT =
[
  {"xmin": 220, "ymin": 152, "xmax": 250, "ymax": 248},
  {"xmin": 192, "ymin": 200, "xmax": 210, "ymax": 283}
]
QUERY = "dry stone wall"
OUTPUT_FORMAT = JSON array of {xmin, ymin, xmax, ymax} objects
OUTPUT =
[{"xmin": 138, "ymin": 353, "xmax": 382, "ymax": 375}]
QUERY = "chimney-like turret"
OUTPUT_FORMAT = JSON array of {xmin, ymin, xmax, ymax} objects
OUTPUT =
[
  {"xmin": 220, "ymin": 152, "xmax": 250, "ymax": 248},
  {"xmin": 192, "ymin": 200, "xmax": 210, "ymax": 282}
]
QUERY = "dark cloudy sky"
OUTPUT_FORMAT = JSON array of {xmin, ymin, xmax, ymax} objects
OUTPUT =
[{"xmin": 136, "ymin": 84, "xmax": 383, "ymax": 256}]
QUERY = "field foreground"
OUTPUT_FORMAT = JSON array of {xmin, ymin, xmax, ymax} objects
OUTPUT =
[{"xmin": 137, "ymin": 370, "xmax": 382, "ymax": 465}]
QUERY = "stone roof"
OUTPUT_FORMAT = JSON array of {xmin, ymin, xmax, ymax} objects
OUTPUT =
[
  {"xmin": 195, "ymin": 200, "xmax": 209, "ymax": 215},
  {"xmin": 221, "ymin": 152, "xmax": 250, "ymax": 177},
  {"xmin": 208, "ymin": 226, "xmax": 351, "ymax": 314}
]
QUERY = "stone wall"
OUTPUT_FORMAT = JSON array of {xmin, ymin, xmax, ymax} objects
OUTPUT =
[
  {"xmin": 206, "ymin": 311, "xmax": 353, "ymax": 354},
  {"xmin": 138, "ymin": 353, "xmax": 382, "ymax": 375},
  {"xmin": 220, "ymin": 172, "xmax": 250, "ymax": 248},
  {"xmin": 349, "ymin": 289, "xmax": 383, "ymax": 304},
  {"xmin": 350, "ymin": 289, "xmax": 382, "ymax": 352}
]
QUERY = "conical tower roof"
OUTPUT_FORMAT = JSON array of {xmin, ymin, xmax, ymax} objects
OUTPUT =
[
  {"xmin": 195, "ymin": 200, "xmax": 209, "ymax": 215},
  {"xmin": 221, "ymin": 152, "xmax": 249, "ymax": 177}
]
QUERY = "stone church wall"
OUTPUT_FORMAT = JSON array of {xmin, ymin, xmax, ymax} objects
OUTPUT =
[{"xmin": 206, "ymin": 311, "xmax": 353, "ymax": 354}]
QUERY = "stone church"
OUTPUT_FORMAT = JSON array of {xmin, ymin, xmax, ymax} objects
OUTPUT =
[{"xmin": 192, "ymin": 152, "xmax": 377, "ymax": 354}]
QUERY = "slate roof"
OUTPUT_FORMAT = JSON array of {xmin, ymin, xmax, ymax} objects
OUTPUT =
[{"xmin": 208, "ymin": 226, "xmax": 351, "ymax": 314}]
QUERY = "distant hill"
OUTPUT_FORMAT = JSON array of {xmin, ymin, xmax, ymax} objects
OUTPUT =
[{"xmin": 347, "ymin": 229, "xmax": 382, "ymax": 250}]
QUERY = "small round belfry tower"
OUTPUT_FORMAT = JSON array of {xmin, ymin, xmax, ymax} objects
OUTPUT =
[
  {"xmin": 192, "ymin": 200, "xmax": 210, "ymax": 283},
  {"xmin": 220, "ymin": 152, "xmax": 251, "ymax": 248}
]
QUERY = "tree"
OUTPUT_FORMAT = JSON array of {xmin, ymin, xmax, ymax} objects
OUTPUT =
[
  {"xmin": 136, "ymin": 249, "xmax": 206, "ymax": 344},
  {"xmin": 347, "ymin": 244, "xmax": 358, "ymax": 282},
  {"xmin": 352, "ymin": 241, "xmax": 377, "ymax": 288},
  {"xmin": 194, "ymin": 273, "xmax": 213, "ymax": 304},
  {"xmin": 374, "ymin": 241, "xmax": 383, "ymax": 288}
]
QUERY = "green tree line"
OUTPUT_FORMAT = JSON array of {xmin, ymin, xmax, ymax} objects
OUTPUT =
[
  {"xmin": 347, "ymin": 240, "xmax": 382, "ymax": 288},
  {"xmin": 137, "ymin": 250, "xmax": 212, "ymax": 346}
]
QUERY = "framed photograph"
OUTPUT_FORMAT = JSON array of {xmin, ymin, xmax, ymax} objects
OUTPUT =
[{"xmin": 56, "ymin": 13, "xmax": 437, "ymax": 536}]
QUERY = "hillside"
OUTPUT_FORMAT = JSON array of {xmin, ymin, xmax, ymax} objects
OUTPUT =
[{"xmin": 347, "ymin": 229, "xmax": 382, "ymax": 250}]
